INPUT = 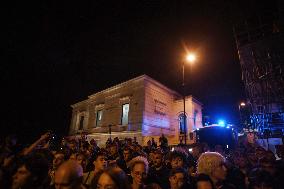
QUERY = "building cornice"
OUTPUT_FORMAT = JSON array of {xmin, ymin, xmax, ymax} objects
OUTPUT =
[
  {"xmin": 87, "ymin": 74, "xmax": 182, "ymax": 99},
  {"xmin": 174, "ymin": 95, "xmax": 203, "ymax": 106},
  {"xmin": 143, "ymin": 75, "xmax": 182, "ymax": 97},
  {"xmin": 71, "ymin": 99, "xmax": 90, "ymax": 108},
  {"xmin": 87, "ymin": 75, "xmax": 146, "ymax": 99},
  {"xmin": 191, "ymin": 96, "xmax": 203, "ymax": 106},
  {"xmin": 71, "ymin": 74, "xmax": 202, "ymax": 107}
]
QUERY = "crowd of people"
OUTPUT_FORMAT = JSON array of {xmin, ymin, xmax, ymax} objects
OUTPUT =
[{"xmin": 1, "ymin": 132, "xmax": 284, "ymax": 189}]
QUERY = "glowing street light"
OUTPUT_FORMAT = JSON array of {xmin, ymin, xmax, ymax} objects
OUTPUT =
[
  {"xmin": 186, "ymin": 54, "xmax": 196, "ymax": 63},
  {"xmin": 181, "ymin": 53, "xmax": 197, "ymax": 145},
  {"xmin": 238, "ymin": 102, "xmax": 246, "ymax": 111},
  {"xmin": 238, "ymin": 102, "xmax": 246, "ymax": 129}
]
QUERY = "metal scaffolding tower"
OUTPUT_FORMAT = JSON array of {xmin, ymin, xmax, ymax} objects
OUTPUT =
[{"xmin": 233, "ymin": 0, "xmax": 284, "ymax": 137}]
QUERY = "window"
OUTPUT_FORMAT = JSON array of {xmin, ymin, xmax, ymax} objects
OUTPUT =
[
  {"xmin": 121, "ymin": 103, "xmax": 129, "ymax": 125},
  {"xmin": 79, "ymin": 115, "xmax": 84, "ymax": 130},
  {"xmin": 193, "ymin": 110, "xmax": 198, "ymax": 129},
  {"xmin": 179, "ymin": 113, "xmax": 187, "ymax": 134},
  {"xmin": 96, "ymin": 110, "xmax": 103, "ymax": 127}
]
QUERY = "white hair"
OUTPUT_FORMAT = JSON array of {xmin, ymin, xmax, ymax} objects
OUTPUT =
[{"xmin": 197, "ymin": 152, "xmax": 226, "ymax": 176}]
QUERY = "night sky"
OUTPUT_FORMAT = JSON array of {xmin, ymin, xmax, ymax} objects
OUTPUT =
[{"xmin": 3, "ymin": 0, "xmax": 246, "ymax": 141}]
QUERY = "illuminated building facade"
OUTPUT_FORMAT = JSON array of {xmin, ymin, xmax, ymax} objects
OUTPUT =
[{"xmin": 69, "ymin": 75, "xmax": 203, "ymax": 146}]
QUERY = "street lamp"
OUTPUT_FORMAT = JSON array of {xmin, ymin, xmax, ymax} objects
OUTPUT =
[
  {"xmin": 186, "ymin": 54, "xmax": 196, "ymax": 63},
  {"xmin": 240, "ymin": 102, "xmax": 246, "ymax": 107},
  {"xmin": 182, "ymin": 53, "xmax": 196, "ymax": 145},
  {"xmin": 238, "ymin": 102, "xmax": 246, "ymax": 130},
  {"xmin": 108, "ymin": 124, "xmax": 112, "ymax": 140},
  {"xmin": 179, "ymin": 134, "xmax": 184, "ymax": 145}
]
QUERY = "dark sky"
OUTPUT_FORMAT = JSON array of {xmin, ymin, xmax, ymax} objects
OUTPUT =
[{"xmin": 3, "ymin": 0, "xmax": 246, "ymax": 141}]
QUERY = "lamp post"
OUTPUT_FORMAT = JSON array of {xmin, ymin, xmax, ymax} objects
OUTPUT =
[
  {"xmin": 181, "ymin": 53, "xmax": 196, "ymax": 145},
  {"xmin": 179, "ymin": 134, "xmax": 184, "ymax": 145},
  {"xmin": 238, "ymin": 102, "xmax": 246, "ymax": 129},
  {"xmin": 108, "ymin": 124, "xmax": 112, "ymax": 140}
]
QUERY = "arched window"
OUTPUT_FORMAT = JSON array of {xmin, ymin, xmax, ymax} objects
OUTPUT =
[
  {"xmin": 193, "ymin": 110, "xmax": 198, "ymax": 129},
  {"xmin": 179, "ymin": 113, "xmax": 187, "ymax": 134}
]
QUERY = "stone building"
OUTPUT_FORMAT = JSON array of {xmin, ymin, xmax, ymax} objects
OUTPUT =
[{"xmin": 69, "ymin": 75, "xmax": 203, "ymax": 146}]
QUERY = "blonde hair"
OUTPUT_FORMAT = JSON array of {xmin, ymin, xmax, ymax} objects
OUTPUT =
[
  {"xmin": 197, "ymin": 152, "xmax": 225, "ymax": 176},
  {"xmin": 129, "ymin": 156, "xmax": 149, "ymax": 173}
]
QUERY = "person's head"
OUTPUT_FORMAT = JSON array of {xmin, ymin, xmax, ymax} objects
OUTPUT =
[
  {"xmin": 255, "ymin": 147, "xmax": 266, "ymax": 160},
  {"xmin": 202, "ymin": 143, "xmax": 210, "ymax": 152},
  {"xmin": 248, "ymin": 168, "xmax": 273, "ymax": 189},
  {"xmin": 147, "ymin": 140, "xmax": 152, "ymax": 147},
  {"xmin": 68, "ymin": 141, "xmax": 77, "ymax": 152},
  {"xmin": 88, "ymin": 144, "xmax": 94, "ymax": 152},
  {"xmin": 129, "ymin": 156, "xmax": 149, "ymax": 186},
  {"xmin": 76, "ymin": 153, "xmax": 87, "ymax": 171},
  {"xmin": 259, "ymin": 156, "xmax": 275, "ymax": 176},
  {"xmin": 12, "ymin": 165, "xmax": 32, "ymax": 189},
  {"xmin": 123, "ymin": 147, "xmax": 132, "ymax": 162},
  {"xmin": 12, "ymin": 154, "xmax": 49, "ymax": 189},
  {"xmin": 82, "ymin": 141, "xmax": 90, "ymax": 151},
  {"xmin": 265, "ymin": 150, "xmax": 276, "ymax": 162},
  {"xmin": 187, "ymin": 161, "xmax": 197, "ymax": 177},
  {"xmin": 192, "ymin": 143, "xmax": 204, "ymax": 159},
  {"xmin": 148, "ymin": 150, "xmax": 155, "ymax": 163},
  {"xmin": 90, "ymin": 139, "xmax": 97, "ymax": 147},
  {"xmin": 54, "ymin": 160, "xmax": 83, "ymax": 189},
  {"xmin": 195, "ymin": 174, "xmax": 214, "ymax": 189},
  {"xmin": 169, "ymin": 151, "xmax": 186, "ymax": 169},
  {"xmin": 214, "ymin": 145, "xmax": 224, "ymax": 154},
  {"xmin": 94, "ymin": 167, "xmax": 130, "ymax": 189},
  {"xmin": 275, "ymin": 145, "xmax": 284, "ymax": 159},
  {"xmin": 109, "ymin": 144, "xmax": 118, "ymax": 156},
  {"xmin": 233, "ymin": 153, "xmax": 248, "ymax": 169},
  {"xmin": 197, "ymin": 152, "xmax": 227, "ymax": 183},
  {"xmin": 168, "ymin": 168, "xmax": 186, "ymax": 189},
  {"xmin": 53, "ymin": 151, "xmax": 65, "ymax": 169},
  {"xmin": 93, "ymin": 152, "xmax": 107, "ymax": 172},
  {"xmin": 69, "ymin": 153, "xmax": 77, "ymax": 161},
  {"xmin": 152, "ymin": 149, "xmax": 163, "ymax": 168}
]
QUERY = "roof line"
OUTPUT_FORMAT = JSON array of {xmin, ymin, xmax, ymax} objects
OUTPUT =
[{"xmin": 87, "ymin": 74, "xmax": 181, "ymax": 99}]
